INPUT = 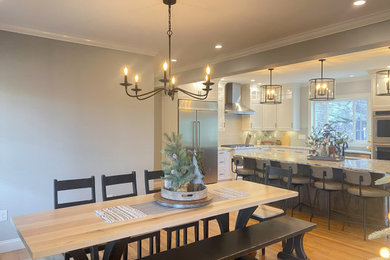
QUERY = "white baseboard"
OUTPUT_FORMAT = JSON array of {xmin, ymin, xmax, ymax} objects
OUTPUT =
[{"xmin": 0, "ymin": 238, "xmax": 25, "ymax": 253}]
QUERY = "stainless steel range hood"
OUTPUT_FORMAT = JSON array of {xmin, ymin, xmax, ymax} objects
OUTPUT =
[{"xmin": 225, "ymin": 83, "xmax": 255, "ymax": 115}]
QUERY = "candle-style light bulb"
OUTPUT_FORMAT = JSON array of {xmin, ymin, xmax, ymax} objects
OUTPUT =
[
  {"xmin": 171, "ymin": 76, "xmax": 176, "ymax": 85},
  {"xmin": 163, "ymin": 62, "xmax": 168, "ymax": 71},
  {"xmin": 123, "ymin": 67, "xmax": 128, "ymax": 76},
  {"xmin": 205, "ymin": 75, "xmax": 209, "ymax": 81},
  {"xmin": 206, "ymin": 65, "xmax": 211, "ymax": 75},
  {"xmin": 135, "ymin": 74, "xmax": 139, "ymax": 83}
]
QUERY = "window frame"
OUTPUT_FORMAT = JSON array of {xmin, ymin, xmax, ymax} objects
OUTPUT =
[{"xmin": 310, "ymin": 95, "xmax": 371, "ymax": 148}]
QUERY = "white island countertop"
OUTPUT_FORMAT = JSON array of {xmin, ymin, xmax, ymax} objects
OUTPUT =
[{"xmin": 239, "ymin": 151, "xmax": 389, "ymax": 175}]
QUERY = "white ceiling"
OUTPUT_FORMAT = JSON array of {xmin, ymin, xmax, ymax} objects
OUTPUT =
[
  {"xmin": 1, "ymin": 0, "xmax": 390, "ymax": 71},
  {"xmin": 221, "ymin": 47, "xmax": 390, "ymax": 85}
]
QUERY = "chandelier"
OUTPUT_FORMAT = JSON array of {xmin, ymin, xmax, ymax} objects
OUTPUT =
[
  {"xmin": 308, "ymin": 59, "xmax": 335, "ymax": 101},
  {"xmin": 376, "ymin": 69, "xmax": 390, "ymax": 96},
  {"xmin": 119, "ymin": 0, "xmax": 214, "ymax": 100},
  {"xmin": 260, "ymin": 69, "xmax": 282, "ymax": 104}
]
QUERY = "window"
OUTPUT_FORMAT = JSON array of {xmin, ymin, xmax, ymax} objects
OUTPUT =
[{"xmin": 311, "ymin": 99, "xmax": 368, "ymax": 144}]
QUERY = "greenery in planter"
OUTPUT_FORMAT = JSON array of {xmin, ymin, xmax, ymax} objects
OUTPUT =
[
  {"xmin": 307, "ymin": 124, "xmax": 349, "ymax": 157},
  {"xmin": 161, "ymin": 132, "xmax": 205, "ymax": 192}
]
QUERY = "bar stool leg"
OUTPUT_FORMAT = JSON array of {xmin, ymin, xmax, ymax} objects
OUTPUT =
[
  {"xmin": 328, "ymin": 191, "xmax": 331, "ymax": 230},
  {"xmin": 363, "ymin": 198, "xmax": 367, "ymax": 241},
  {"xmin": 310, "ymin": 189, "xmax": 319, "ymax": 222},
  {"xmin": 305, "ymin": 183, "xmax": 312, "ymax": 208}
]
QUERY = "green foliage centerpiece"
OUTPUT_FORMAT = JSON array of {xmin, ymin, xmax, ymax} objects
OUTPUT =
[{"xmin": 160, "ymin": 132, "xmax": 207, "ymax": 202}]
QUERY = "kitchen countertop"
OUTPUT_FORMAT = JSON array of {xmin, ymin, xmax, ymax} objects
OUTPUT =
[
  {"xmin": 239, "ymin": 151, "xmax": 389, "ymax": 175},
  {"xmin": 218, "ymin": 145, "xmax": 371, "ymax": 155}
]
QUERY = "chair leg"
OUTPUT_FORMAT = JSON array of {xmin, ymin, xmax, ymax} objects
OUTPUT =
[
  {"xmin": 137, "ymin": 240, "xmax": 142, "ymax": 259},
  {"xmin": 342, "ymin": 191, "xmax": 349, "ymax": 231},
  {"xmin": 156, "ymin": 232, "xmax": 160, "ymax": 253},
  {"xmin": 310, "ymin": 189, "xmax": 319, "ymax": 222},
  {"xmin": 166, "ymin": 231, "xmax": 172, "ymax": 250},
  {"xmin": 363, "ymin": 198, "xmax": 367, "ymax": 241},
  {"xmin": 203, "ymin": 219, "xmax": 209, "ymax": 239},
  {"xmin": 328, "ymin": 191, "xmax": 331, "ymax": 230},
  {"xmin": 306, "ymin": 183, "xmax": 312, "ymax": 208}
]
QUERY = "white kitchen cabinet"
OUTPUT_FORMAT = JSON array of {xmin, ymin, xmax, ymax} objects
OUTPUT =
[
  {"xmin": 218, "ymin": 149, "xmax": 232, "ymax": 181},
  {"xmin": 276, "ymin": 85, "xmax": 300, "ymax": 130},
  {"xmin": 218, "ymin": 81, "xmax": 226, "ymax": 131},
  {"xmin": 262, "ymin": 105, "xmax": 277, "ymax": 130}
]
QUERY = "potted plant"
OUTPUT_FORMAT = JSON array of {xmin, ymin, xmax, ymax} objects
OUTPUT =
[{"xmin": 160, "ymin": 132, "xmax": 207, "ymax": 201}]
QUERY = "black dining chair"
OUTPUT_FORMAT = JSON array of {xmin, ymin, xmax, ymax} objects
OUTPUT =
[
  {"xmin": 102, "ymin": 172, "xmax": 160, "ymax": 259},
  {"xmin": 144, "ymin": 170, "xmax": 203, "ymax": 247},
  {"xmin": 67, "ymin": 239, "xmax": 128, "ymax": 260},
  {"xmin": 54, "ymin": 176, "xmax": 97, "ymax": 260},
  {"xmin": 54, "ymin": 176, "xmax": 96, "ymax": 209},
  {"xmin": 250, "ymin": 165, "xmax": 293, "ymax": 255}
]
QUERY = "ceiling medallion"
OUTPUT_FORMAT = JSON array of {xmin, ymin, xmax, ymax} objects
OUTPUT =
[
  {"xmin": 119, "ymin": 0, "xmax": 213, "ymax": 100},
  {"xmin": 260, "ymin": 69, "xmax": 282, "ymax": 104},
  {"xmin": 376, "ymin": 69, "xmax": 390, "ymax": 96},
  {"xmin": 308, "ymin": 59, "xmax": 335, "ymax": 101}
]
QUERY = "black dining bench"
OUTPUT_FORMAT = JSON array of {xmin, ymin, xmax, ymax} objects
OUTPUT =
[{"xmin": 140, "ymin": 215, "xmax": 316, "ymax": 260}]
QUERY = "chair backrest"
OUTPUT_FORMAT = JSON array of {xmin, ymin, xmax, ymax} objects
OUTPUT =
[
  {"xmin": 311, "ymin": 166, "xmax": 334, "ymax": 180},
  {"xmin": 232, "ymin": 155, "xmax": 244, "ymax": 166},
  {"xmin": 255, "ymin": 159, "xmax": 271, "ymax": 171},
  {"xmin": 144, "ymin": 170, "xmax": 164, "ymax": 194},
  {"xmin": 243, "ymin": 157, "xmax": 256, "ymax": 170},
  {"xmin": 264, "ymin": 166, "xmax": 293, "ymax": 190},
  {"xmin": 101, "ymin": 172, "xmax": 137, "ymax": 201},
  {"xmin": 345, "ymin": 170, "xmax": 371, "ymax": 186},
  {"xmin": 54, "ymin": 176, "xmax": 96, "ymax": 209},
  {"xmin": 280, "ymin": 162, "xmax": 298, "ymax": 175}
]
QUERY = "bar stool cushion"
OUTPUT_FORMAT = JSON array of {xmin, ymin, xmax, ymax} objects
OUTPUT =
[
  {"xmin": 237, "ymin": 168, "xmax": 254, "ymax": 176},
  {"xmin": 257, "ymin": 172, "xmax": 279, "ymax": 179},
  {"xmin": 252, "ymin": 205, "xmax": 284, "ymax": 220},
  {"xmin": 314, "ymin": 181, "xmax": 346, "ymax": 191},
  {"xmin": 283, "ymin": 176, "xmax": 311, "ymax": 185},
  {"xmin": 347, "ymin": 186, "xmax": 390, "ymax": 198}
]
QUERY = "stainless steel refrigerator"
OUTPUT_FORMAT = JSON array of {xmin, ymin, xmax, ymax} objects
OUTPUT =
[{"xmin": 178, "ymin": 99, "xmax": 218, "ymax": 184}]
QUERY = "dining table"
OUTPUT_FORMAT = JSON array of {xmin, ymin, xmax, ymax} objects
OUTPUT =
[{"xmin": 12, "ymin": 180, "xmax": 297, "ymax": 259}]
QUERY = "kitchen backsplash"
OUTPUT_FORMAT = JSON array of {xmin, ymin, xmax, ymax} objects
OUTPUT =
[{"xmin": 218, "ymin": 114, "xmax": 308, "ymax": 146}]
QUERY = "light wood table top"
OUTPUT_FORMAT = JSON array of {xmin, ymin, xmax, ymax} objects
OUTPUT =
[
  {"xmin": 12, "ymin": 180, "xmax": 297, "ymax": 259},
  {"xmin": 240, "ymin": 151, "xmax": 390, "ymax": 175}
]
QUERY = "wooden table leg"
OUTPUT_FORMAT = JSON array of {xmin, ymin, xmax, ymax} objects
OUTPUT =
[
  {"xmin": 235, "ymin": 206, "xmax": 258, "ymax": 230},
  {"xmin": 277, "ymin": 233, "xmax": 308, "ymax": 260},
  {"xmin": 216, "ymin": 213, "xmax": 230, "ymax": 233}
]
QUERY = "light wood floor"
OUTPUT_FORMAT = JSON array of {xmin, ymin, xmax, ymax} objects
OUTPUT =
[{"xmin": 1, "ymin": 209, "xmax": 388, "ymax": 260}]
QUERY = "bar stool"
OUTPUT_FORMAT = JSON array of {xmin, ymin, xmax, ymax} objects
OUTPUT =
[
  {"xmin": 250, "ymin": 165, "xmax": 293, "ymax": 255},
  {"xmin": 310, "ymin": 166, "xmax": 346, "ymax": 230},
  {"xmin": 343, "ymin": 170, "xmax": 390, "ymax": 240},
  {"xmin": 255, "ymin": 158, "xmax": 271, "ymax": 183},
  {"xmin": 232, "ymin": 155, "xmax": 257, "ymax": 181},
  {"xmin": 144, "ymin": 170, "xmax": 200, "ymax": 248},
  {"xmin": 102, "ymin": 172, "xmax": 160, "ymax": 259},
  {"xmin": 280, "ymin": 162, "xmax": 312, "ymax": 217}
]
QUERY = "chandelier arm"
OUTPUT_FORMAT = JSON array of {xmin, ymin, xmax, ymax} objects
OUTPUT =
[
  {"xmin": 176, "ymin": 88, "xmax": 209, "ymax": 100},
  {"xmin": 177, "ymin": 87, "xmax": 209, "ymax": 97},
  {"xmin": 125, "ymin": 86, "xmax": 164, "ymax": 98},
  {"xmin": 135, "ymin": 88, "xmax": 165, "ymax": 101}
]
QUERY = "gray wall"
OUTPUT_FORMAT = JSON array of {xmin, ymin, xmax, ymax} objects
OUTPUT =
[{"xmin": 0, "ymin": 31, "xmax": 155, "ymax": 241}]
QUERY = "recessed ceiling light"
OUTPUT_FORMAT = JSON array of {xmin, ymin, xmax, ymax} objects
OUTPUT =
[
  {"xmin": 171, "ymin": 59, "xmax": 177, "ymax": 62},
  {"xmin": 221, "ymin": 78, "xmax": 225, "ymax": 80},
  {"xmin": 215, "ymin": 44, "xmax": 223, "ymax": 49},
  {"xmin": 250, "ymin": 79, "xmax": 255, "ymax": 82},
  {"xmin": 387, "ymin": 65, "xmax": 390, "ymax": 68},
  {"xmin": 353, "ymin": 0, "xmax": 366, "ymax": 6},
  {"xmin": 349, "ymin": 75, "xmax": 355, "ymax": 77}
]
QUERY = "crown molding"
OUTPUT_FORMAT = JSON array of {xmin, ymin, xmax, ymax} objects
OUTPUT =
[
  {"xmin": 173, "ymin": 9, "xmax": 390, "ymax": 74},
  {"xmin": 0, "ymin": 23, "xmax": 157, "ymax": 56}
]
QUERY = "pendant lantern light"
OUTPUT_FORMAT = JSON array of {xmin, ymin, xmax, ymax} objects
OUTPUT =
[
  {"xmin": 376, "ymin": 69, "xmax": 390, "ymax": 96},
  {"xmin": 309, "ymin": 59, "xmax": 335, "ymax": 101},
  {"xmin": 260, "ymin": 68, "xmax": 282, "ymax": 104}
]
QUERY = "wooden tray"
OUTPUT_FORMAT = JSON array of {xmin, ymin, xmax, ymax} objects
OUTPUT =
[{"xmin": 154, "ymin": 192, "xmax": 213, "ymax": 209}]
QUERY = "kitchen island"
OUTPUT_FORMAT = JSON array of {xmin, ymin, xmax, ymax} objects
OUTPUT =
[
  {"xmin": 237, "ymin": 150, "xmax": 390, "ymax": 229},
  {"xmin": 239, "ymin": 151, "xmax": 389, "ymax": 175}
]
